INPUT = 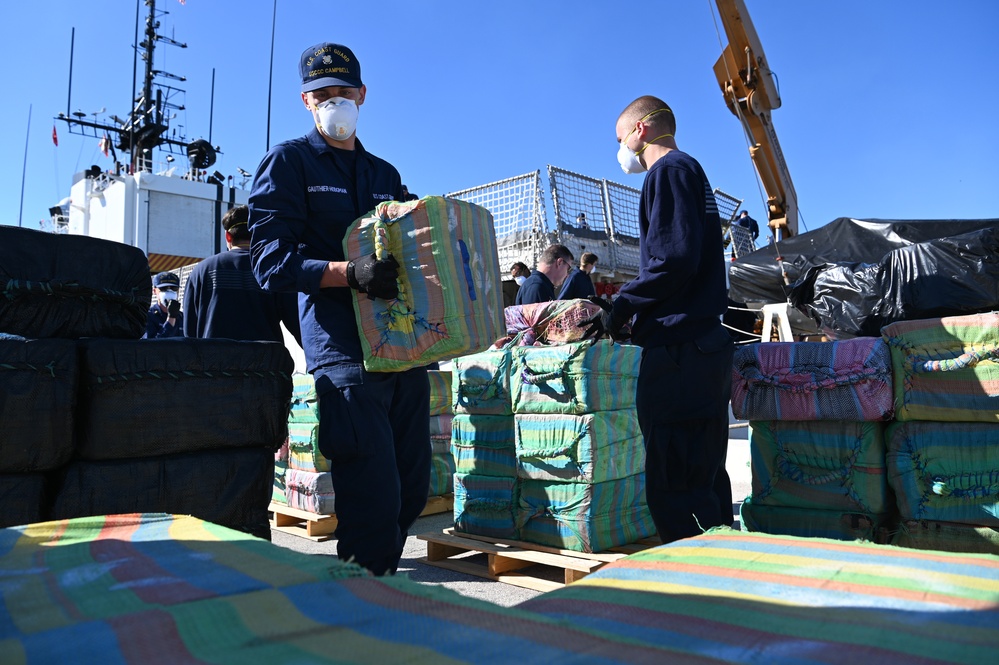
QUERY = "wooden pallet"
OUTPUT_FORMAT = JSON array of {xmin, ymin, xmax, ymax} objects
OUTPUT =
[
  {"xmin": 269, "ymin": 502, "xmax": 337, "ymax": 541},
  {"xmin": 420, "ymin": 494, "xmax": 454, "ymax": 517},
  {"xmin": 418, "ymin": 528, "xmax": 661, "ymax": 592},
  {"xmin": 269, "ymin": 494, "xmax": 454, "ymax": 542}
]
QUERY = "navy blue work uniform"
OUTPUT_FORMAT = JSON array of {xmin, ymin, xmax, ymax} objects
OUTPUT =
[
  {"xmin": 248, "ymin": 129, "xmax": 430, "ymax": 576},
  {"xmin": 610, "ymin": 149, "xmax": 734, "ymax": 543},
  {"xmin": 737, "ymin": 213, "xmax": 760, "ymax": 241},
  {"xmin": 515, "ymin": 270, "xmax": 555, "ymax": 305},
  {"xmin": 558, "ymin": 267, "xmax": 595, "ymax": 300},
  {"xmin": 183, "ymin": 247, "xmax": 302, "ymax": 345},
  {"xmin": 144, "ymin": 305, "xmax": 183, "ymax": 338}
]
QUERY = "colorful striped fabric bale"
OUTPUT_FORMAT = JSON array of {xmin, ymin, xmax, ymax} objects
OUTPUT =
[
  {"xmin": 272, "ymin": 457, "xmax": 288, "ymax": 505},
  {"xmin": 452, "ymin": 348, "xmax": 512, "ymax": 415},
  {"xmin": 451, "ymin": 414, "xmax": 517, "ymax": 477},
  {"xmin": 1, "ymin": 514, "xmax": 839, "ymax": 665},
  {"xmin": 886, "ymin": 420, "xmax": 999, "ymax": 526},
  {"xmin": 428, "ymin": 369, "xmax": 453, "ymax": 415},
  {"xmin": 275, "ymin": 436, "xmax": 289, "ymax": 462},
  {"xmin": 731, "ymin": 338, "xmax": 894, "ymax": 421},
  {"xmin": 284, "ymin": 468, "xmax": 335, "ymax": 515},
  {"xmin": 344, "ymin": 197, "xmax": 505, "ymax": 373},
  {"xmin": 453, "ymin": 472, "xmax": 518, "ymax": 539},
  {"xmin": 289, "ymin": 372, "xmax": 319, "ymax": 423},
  {"xmin": 510, "ymin": 340, "xmax": 640, "ymax": 415},
  {"xmin": 501, "ymin": 299, "xmax": 604, "ymax": 346},
  {"xmin": 749, "ymin": 420, "xmax": 890, "ymax": 514},
  {"xmin": 882, "ymin": 312, "xmax": 999, "ymax": 422},
  {"xmin": 893, "ymin": 519, "xmax": 999, "ymax": 555},
  {"xmin": 517, "ymin": 473, "xmax": 655, "ymax": 552},
  {"xmin": 287, "ymin": 421, "xmax": 329, "ymax": 473},
  {"xmin": 740, "ymin": 497, "xmax": 893, "ymax": 543},
  {"xmin": 519, "ymin": 526, "xmax": 999, "ymax": 665},
  {"xmin": 514, "ymin": 409, "xmax": 645, "ymax": 483},
  {"xmin": 429, "ymin": 451, "xmax": 456, "ymax": 497},
  {"xmin": 429, "ymin": 413, "xmax": 453, "ymax": 454},
  {"xmin": 429, "ymin": 412, "xmax": 453, "ymax": 437}
]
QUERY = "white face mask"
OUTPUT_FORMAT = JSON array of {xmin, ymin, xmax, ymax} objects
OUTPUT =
[
  {"xmin": 616, "ymin": 107, "xmax": 674, "ymax": 175},
  {"xmin": 314, "ymin": 97, "xmax": 358, "ymax": 141},
  {"xmin": 617, "ymin": 137, "xmax": 646, "ymax": 175},
  {"xmin": 158, "ymin": 290, "xmax": 177, "ymax": 305},
  {"xmin": 514, "ymin": 275, "xmax": 526, "ymax": 286}
]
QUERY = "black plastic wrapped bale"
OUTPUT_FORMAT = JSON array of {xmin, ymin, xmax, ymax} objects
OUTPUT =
[
  {"xmin": 51, "ymin": 447, "xmax": 275, "ymax": 539},
  {"xmin": 728, "ymin": 217, "xmax": 998, "ymax": 306},
  {"xmin": 0, "ymin": 226, "xmax": 151, "ymax": 339},
  {"xmin": 77, "ymin": 338, "xmax": 294, "ymax": 460},
  {"xmin": 0, "ymin": 336, "xmax": 77, "ymax": 472},
  {"xmin": 787, "ymin": 225, "xmax": 999, "ymax": 339},
  {"xmin": 0, "ymin": 473, "xmax": 52, "ymax": 528}
]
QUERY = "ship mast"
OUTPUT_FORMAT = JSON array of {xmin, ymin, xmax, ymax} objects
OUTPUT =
[{"xmin": 56, "ymin": 0, "xmax": 217, "ymax": 176}]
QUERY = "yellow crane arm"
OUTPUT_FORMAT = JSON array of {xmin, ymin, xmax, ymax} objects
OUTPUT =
[{"xmin": 714, "ymin": 0, "xmax": 798, "ymax": 238}]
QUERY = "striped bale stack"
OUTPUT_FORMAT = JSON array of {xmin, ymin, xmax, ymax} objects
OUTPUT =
[
  {"xmin": 882, "ymin": 312, "xmax": 999, "ymax": 554},
  {"xmin": 277, "ymin": 370, "xmax": 455, "ymax": 515},
  {"xmin": 278, "ymin": 373, "xmax": 335, "ymax": 515},
  {"xmin": 427, "ymin": 369, "xmax": 455, "ymax": 498},
  {"xmin": 452, "ymin": 339, "xmax": 654, "ymax": 553},
  {"xmin": 732, "ymin": 337, "xmax": 897, "ymax": 542}
]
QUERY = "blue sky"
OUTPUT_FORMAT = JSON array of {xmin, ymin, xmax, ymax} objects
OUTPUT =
[{"xmin": 2, "ymin": 0, "xmax": 996, "ymax": 234}]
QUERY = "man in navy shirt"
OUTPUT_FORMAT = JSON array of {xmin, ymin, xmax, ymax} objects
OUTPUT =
[
  {"xmin": 515, "ymin": 244, "xmax": 573, "ymax": 306},
  {"xmin": 248, "ymin": 42, "xmax": 429, "ymax": 576},
  {"xmin": 558, "ymin": 251, "xmax": 598, "ymax": 301},
  {"xmin": 581, "ymin": 95, "xmax": 734, "ymax": 543},
  {"xmin": 183, "ymin": 205, "xmax": 301, "ymax": 346}
]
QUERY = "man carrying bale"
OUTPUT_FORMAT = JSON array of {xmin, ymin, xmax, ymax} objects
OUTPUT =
[{"xmin": 248, "ymin": 42, "xmax": 430, "ymax": 576}]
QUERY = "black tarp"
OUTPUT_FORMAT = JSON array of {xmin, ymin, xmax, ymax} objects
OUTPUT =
[
  {"xmin": 0, "ymin": 473, "xmax": 52, "ymax": 528},
  {"xmin": 0, "ymin": 337, "xmax": 77, "ymax": 472},
  {"xmin": 0, "ymin": 226, "xmax": 151, "ymax": 339},
  {"xmin": 728, "ymin": 218, "xmax": 999, "ymax": 305},
  {"xmin": 77, "ymin": 337, "xmax": 293, "ymax": 460},
  {"xmin": 52, "ymin": 447, "xmax": 274, "ymax": 540},
  {"xmin": 788, "ymin": 225, "xmax": 999, "ymax": 338}
]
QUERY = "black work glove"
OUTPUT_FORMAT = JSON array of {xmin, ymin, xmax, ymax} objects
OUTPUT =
[
  {"xmin": 166, "ymin": 299, "xmax": 181, "ymax": 319},
  {"xmin": 347, "ymin": 252, "xmax": 400, "ymax": 300},
  {"xmin": 578, "ymin": 296, "xmax": 627, "ymax": 341}
]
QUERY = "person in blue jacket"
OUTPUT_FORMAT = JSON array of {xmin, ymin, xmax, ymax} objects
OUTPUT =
[
  {"xmin": 515, "ymin": 244, "xmax": 573, "ymax": 306},
  {"xmin": 581, "ymin": 95, "xmax": 734, "ymax": 543},
  {"xmin": 247, "ymin": 42, "xmax": 429, "ymax": 576},
  {"xmin": 144, "ymin": 271, "xmax": 184, "ymax": 338},
  {"xmin": 558, "ymin": 251, "xmax": 598, "ymax": 300},
  {"xmin": 183, "ymin": 204, "xmax": 302, "ymax": 346},
  {"xmin": 735, "ymin": 210, "xmax": 760, "ymax": 242}
]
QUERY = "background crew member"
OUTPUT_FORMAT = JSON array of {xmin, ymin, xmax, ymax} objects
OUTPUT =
[
  {"xmin": 558, "ymin": 251, "xmax": 598, "ymax": 300},
  {"xmin": 248, "ymin": 42, "xmax": 429, "ymax": 576},
  {"xmin": 581, "ymin": 95, "xmax": 734, "ymax": 543},
  {"xmin": 515, "ymin": 244, "xmax": 573, "ymax": 306},
  {"xmin": 735, "ymin": 209, "xmax": 760, "ymax": 242},
  {"xmin": 144, "ymin": 271, "xmax": 183, "ymax": 338},
  {"xmin": 184, "ymin": 204, "xmax": 302, "ymax": 346}
]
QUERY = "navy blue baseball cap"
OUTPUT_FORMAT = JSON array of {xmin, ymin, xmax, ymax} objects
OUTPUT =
[
  {"xmin": 153, "ymin": 272, "xmax": 180, "ymax": 289},
  {"xmin": 300, "ymin": 43, "xmax": 362, "ymax": 92}
]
